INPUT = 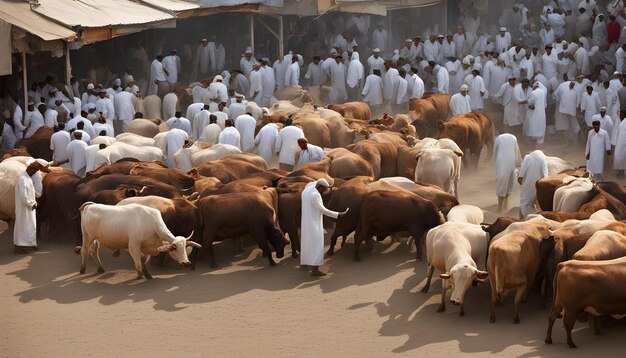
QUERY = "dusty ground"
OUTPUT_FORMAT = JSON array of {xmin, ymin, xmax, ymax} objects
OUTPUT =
[{"xmin": 1, "ymin": 133, "xmax": 626, "ymax": 357}]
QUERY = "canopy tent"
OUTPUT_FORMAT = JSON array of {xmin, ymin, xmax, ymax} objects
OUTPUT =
[
  {"xmin": 139, "ymin": 0, "xmax": 201, "ymax": 18},
  {"xmin": 0, "ymin": 1, "xmax": 77, "ymax": 43},
  {"xmin": 317, "ymin": 0, "xmax": 446, "ymax": 16}
]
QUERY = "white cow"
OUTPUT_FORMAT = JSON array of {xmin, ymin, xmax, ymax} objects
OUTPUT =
[
  {"xmin": 174, "ymin": 143, "xmax": 242, "ymax": 172},
  {"xmin": 90, "ymin": 136, "xmax": 117, "ymax": 146},
  {"xmin": 424, "ymin": 222, "xmax": 489, "ymax": 316},
  {"xmin": 116, "ymin": 132, "xmax": 156, "ymax": 147},
  {"xmin": 162, "ymin": 93, "xmax": 178, "ymax": 120},
  {"xmin": 128, "ymin": 119, "xmax": 160, "ymax": 138},
  {"xmin": 446, "ymin": 205, "xmax": 484, "ymax": 224},
  {"xmin": 415, "ymin": 148, "xmax": 461, "ymax": 197},
  {"xmin": 552, "ymin": 176, "xmax": 595, "ymax": 212},
  {"xmin": 93, "ymin": 141, "xmax": 163, "ymax": 170},
  {"xmin": 546, "ymin": 156, "xmax": 575, "ymax": 176},
  {"xmin": 77, "ymin": 202, "xmax": 201, "ymax": 279},
  {"xmin": 142, "ymin": 95, "xmax": 162, "ymax": 120}
]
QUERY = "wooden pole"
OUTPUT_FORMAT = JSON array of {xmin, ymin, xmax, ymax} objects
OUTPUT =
[
  {"xmin": 65, "ymin": 42, "xmax": 71, "ymax": 88},
  {"xmin": 249, "ymin": 14, "xmax": 255, "ymax": 55},
  {"xmin": 22, "ymin": 52, "xmax": 28, "ymax": 111},
  {"xmin": 278, "ymin": 15, "xmax": 284, "ymax": 58}
]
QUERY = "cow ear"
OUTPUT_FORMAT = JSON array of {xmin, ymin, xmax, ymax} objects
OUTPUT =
[
  {"xmin": 157, "ymin": 244, "xmax": 172, "ymax": 253},
  {"xmin": 439, "ymin": 273, "xmax": 451, "ymax": 280}
]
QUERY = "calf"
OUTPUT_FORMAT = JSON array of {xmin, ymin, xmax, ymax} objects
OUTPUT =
[
  {"xmin": 423, "ymin": 222, "xmax": 489, "ymax": 316},
  {"xmin": 546, "ymin": 257, "xmax": 626, "ymax": 348},
  {"xmin": 447, "ymin": 205, "xmax": 484, "ymax": 224},
  {"xmin": 76, "ymin": 203, "xmax": 200, "ymax": 279}
]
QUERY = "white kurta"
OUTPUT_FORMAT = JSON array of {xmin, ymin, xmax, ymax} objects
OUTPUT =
[
  {"xmin": 50, "ymin": 130, "xmax": 71, "ymax": 163},
  {"xmin": 24, "ymin": 111, "xmax": 44, "ymax": 138},
  {"xmin": 494, "ymin": 134, "xmax": 521, "ymax": 197},
  {"xmin": 228, "ymin": 102, "xmax": 247, "ymax": 122},
  {"xmin": 361, "ymin": 75, "xmax": 383, "ymax": 106},
  {"xmin": 614, "ymin": 119, "xmax": 626, "ymax": 170},
  {"xmin": 199, "ymin": 123, "xmax": 222, "ymax": 145},
  {"xmin": 494, "ymin": 83, "xmax": 518, "ymax": 126},
  {"xmin": 67, "ymin": 140, "xmax": 88, "ymax": 177},
  {"xmin": 275, "ymin": 126, "xmax": 305, "ymax": 165},
  {"xmin": 295, "ymin": 144, "xmax": 324, "ymax": 169},
  {"xmin": 524, "ymin": 87, "xmax": 547, "ymax": 138},
  {"xmin": 192, "ymin": 110, "xmax": 211, "ymax": 140},
  {"xmin": 165, "ymin": 117, "xmax": 192, "ymax": 136},
  {"xmin": 346, "ymin": 53, "xmax": 364, "ymax": 89},
  {"xmin": 450, "ymin": 93, "xmax": 471, "ymax": 116},
  {"xmin": 218, "ymin": 127, "xmax": 241, "ymax": 149},
  {"xmin": 260, "ymin": 65, "xmax": 276, "ymax": 107},
  {"xmin": 162, "ymin": 55, "xmax": 181, "ymax": 84},
  {"xmin": 513, "ymin": 84, "xmax": 530, "ymax": 126},
  {"xmin": 249, "ymin": 70, "xmax": 263, "ymax": 99},
  {"xmin": 234, "ymin": 115, "xmax": 257, "ymax": 152},
  {"xmin": 580, "ymin": 92, "xmax": 601, "ymax": 127},
  {"xmin": 254, "ymin": 123, "xmax": 279, "ymax": 163},
  {"xmin": 84, "ymin": 144, "xmax": 101, "ymax": 173},
  {"xmin": 519, "ymin": 150, "xmax": 549, "ymax": 217},
  {"xmin": 464, "ymin": 74, "xmax": 485, "ymax": 110},
  {"xmin": 383, "ymin": 68, "xmax": 399, "ymax": 101},
  {"xmin": 329, "ymin": 61, "xmax": 348, "ymax": 103},
  {"xmin": 149, "ymin": 59, "xmax": 166, "ymax": 96},
  {"xmin": 14, "ymin": 171, "xmax": 39, "ymax": 247},
  {"xmin": 585, "ymin": 129, "xmax": 611, "ymax": 175},
  {"xmin": 114, "ymin": 91, "xmax": 136, "ymax": 124},
  {"xmin": 284, "ymin": 62, "xmax": 301, "ymax": 87},
  {"xmin": 300, "ymin": 183, "xmax": 339, "ymax": 266},
  {"xmin": 166, "ymin": 129, "xmax": 189, "ymax": 168}
]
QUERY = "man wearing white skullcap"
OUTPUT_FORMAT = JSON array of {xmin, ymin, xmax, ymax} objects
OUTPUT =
[
  {"xmin": 300, "ymin": 177, "xmax": 348, "ymax": 276},
  {"xmin": 496, "ymin": 27, "xmax": 511, "ymax": 53},
  {"xmin": 450, "ymin": 84, "xmax": 472, "ymax": 116},
  {"xmin": 81, "ymin": 83, "xmax": 98, "ymax": 106}
]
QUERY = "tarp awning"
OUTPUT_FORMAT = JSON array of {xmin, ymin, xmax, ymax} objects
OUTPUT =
[
  {"xmin": 31, "ymin": 0, "xmax": 176, "ymax": 28},
  {"xmin": 318, "ymin": 0, "xmax": 445, "ymax": 16},
  {"xmin": 140, "ymin": 0, "xmax": 200, "ymax": 13},
  {"xmin": 194, "ymin": 0, "xmax": 282, "ymax": 6},
  {"xmin": 0, "ymin": 0, "xmax": 77, "ymax": 41}
]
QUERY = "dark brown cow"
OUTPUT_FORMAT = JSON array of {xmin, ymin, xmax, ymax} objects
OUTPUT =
[
  {"xmin": 326, "ymin": 148, "xmax": 375, "ymax": 179},
  {"xmin": 421, "ymin": 93, "xmax": 451, "ymax": 121},
  {"xmin": 409, "ymin": 93, "xmax": 451, "ymax": 138},
  {"xmin": 194, "ymin": 188, "xmax": 289, "ymax": 268},
  {"xmin": 327, "ymin": 102, "xmax": 371, "ymax": 121},
  {"xmin": 84, "ymin": 159, "xmax": 167, "ymax": 180},
  {"xmin": 546, "ymin": 257, "xmax": 626, "ymax": 348},
  {"xmin": 536, "ymin": 170, "xmax": 587, "ymax": 211},
  {"xmin": 287, "ymin": 157, "xmax": 333, "ymax": 183},
  {"xmin": 597, "ymin": 181, "xmax": 626, "ymax": 203},
  {"xmin": 482, "ymin": 216, "xmax": 521, "ymax": 240},
  {"xmin": 580, "ymin": 190, "xmax": 626, "ymax": 220},
  {"xmin": 37, "ymin": 168, "xmax": 82, "ymax": 244},
  {"xmin": 536, "ymin": 211, "xmax": 591, "ymax": 221},
  {"xmin": 129, "ymin": 165, "xmax": 195, "ymax": 193},
  {"xmin": 354, "ymin": 190, "xmax": 443, "ymax": 261},
  {"xmin": 15, "ymin": 126, "xmax": 53, "ymax": 161},
  {"xmin": 438, "ymin": 113, "xmax": 495, "ymax": 168}
]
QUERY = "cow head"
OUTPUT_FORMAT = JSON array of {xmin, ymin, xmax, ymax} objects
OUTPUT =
[
  {"xmin": 157, "ymin": 231, "xmax": 202, "ymax": 266},
  {"xmin": 440, "ymin": 264, "xmax": 488, "ymax": 305},
  {"xmin": 267, "ymin": 226, "xmax": 289, "ymax": 258}
]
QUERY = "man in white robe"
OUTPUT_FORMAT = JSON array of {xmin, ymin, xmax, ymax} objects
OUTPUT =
[
  {"xmin": 300, "ymin": 178, "xmax": 346, "ymax": 276},
  {"xmin": 585, "ymin": 120, "xmax": 612, "ymax": 181},
  {"xmin": 592, "ymin": 107, "xmax": 614, "ymax": 138},
  {"xmin": 518, "ymin": 150, "xmax": 549, "ymax": 218},
  {"xmin": 580, "ymin": 85, "xmax": 602, "ymax": 129},
  {"xmin": 199, "ymin": 115, "xmax": 222, "ymax": 145},
  {"xmin": 275, "ymin": 119, "xmax": 305, "ymax": 171},
  {"xmin": 254, "ymin": 122, "xmax": 279, "ymax": 164},
  {"xmin": 23, "ymin": 104, "xmax": 45, "ymax": 139},
  {"xmin": 463, "ymin": 69, "xmax": 486, "ymax": 111},
  {"xmin": 13, "ymin": 160, "xmax": 50, "ymax": 254},
  {"xmin": 84, "ymin": 143, "xmax": 105, "ymax": 174},
  {"xmin": 196, "ymin": 39, "xmax": 214, "ymax": 79},
  {"xmin": 524, "ymin": 82, "xmax": 547, "ymax": 147},
  {"xmin": 328, "ymin": 56, "xmax": 348, "ymax": 103},
  {"xmin": 218, "ymin": 119, "xmax": 241, "ymax": 149},
  {"xmin": 394, "ymin": 70, "xmax": 409, "ymax": 110},
  {"xmin": 149, "ymin": 55, "xmax": 168, "ymax": 97},
  {"xmin": 361, "ymin": 70, "xmax": 384, "ymax": 109},
  {"xmin": 512, "ymin": 79, "xmax": 531, "ymax": 134},
  {"xmin": 93, "ymin": 117, "xmax": 114, "ymax": 138},
  {"xmin": 494, "ymin": 77, "xmax": 518, "ymax": 131},
  {"xmin": 450, "ymin": 84, "xmax": 472, "ymax": 116},
  {"xmin": 162, "ymin": 50, "xmax": 181, "ymax": 85},
  {"xmin": 192, "ymin": 105, "xmax": 211, "ymax": 140},
  {"xmin": 249, "ymin": 63, "xmax": 263, "ymax": 101},
  {"xmin": 554, "ymin": 80, "xmax": 581, "ymax": 142},
  {"xmin": 240, "ymin": 47, "xmax": 255, "ymax": 79},
  {"xmin": 367, "ymin": 49, "xmax": 385, "ymax": 75},
  {"xmin": 371, "ymin": 23, "xmax": 388, "ymax": 55},
  {"xmin": 260, "ymin": 58, "xmax": 276, "ymax": 108},
  {"xmin": 284, "ymin": 55, "xmax": 301, "ymax": 88},
  {"xmin": 304, "ymin": 57, "xmax": 323, "ymax": 86},
  {"xmin": 165, "ymin": 128, "xmax": 189, "ymax": 168},
  {"xmin": 614, "ymin": 110, "xmax": 626, "ymax": 177},
  {"xmin": 346, "ymin": 52, "xmax": 364, "ymax": 102},
  {"xmin": 208, "ymin": 75, "xmax": 229, "ymax": 105},
  {"xmin": 295, "ymin": 138, "xmax": 324, "ymax": 170},
  {"xmin": 67, "ymin": 132, "xmax": 88, "ymax": 177},
  {"xmin": 228, "ymin": 95, "xmax": 247, "ymax": 124},
  {"xmin": 165, "ymin": 112, "xmax": 192, "ymax": 136},
  {"xmin": 95, "ymin": 90, "xmax": 115, "ymax": 127},
  {"xmin": 496, "ymin": 27, "xmax": 512, "ymax": 53},
  {"xmin": 494, "ymin": 134, "xmax": 521, "ymax": 212},
  {"xmin": 114, "ymin": 88, "xmax": 135, "ymax": 134},
  {"xmin": 235, "ymin": 114, "xmax": 257, "ymax": 152},
  {"xmin": 50, "ymin": 123, "xmax": 71, "ymax": 166}
]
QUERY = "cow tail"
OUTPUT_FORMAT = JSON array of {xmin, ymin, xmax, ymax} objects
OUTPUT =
[
  {"xmin": 550, "ymin": 264, "xmax": 564, "ymax": 314},
  {"xmin": 495, "ymin": 262, "xmax": 504, "ymax": 294}
]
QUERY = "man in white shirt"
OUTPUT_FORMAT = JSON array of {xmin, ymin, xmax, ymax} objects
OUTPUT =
[
  {"xmin": 66, "ymin": 132, "xmax": 88, "ymax": 177},
  {"xmin": 234, "ymin": 114, "xmax": 257, "ymax": 152},
  {"xmin": 199, "ymin": 114, "xmax": 222, "ymax": 145},
  {"xmin": 81, "ymin": 83, "xmax": 98, "ymax": 106},
  {"xmin": 95, "ymin": 89, "xmax": 115, "ymax": 127},
  {"xmin": 93, "ymin": 117, "xmax": 114, "ymax": 138},
  {"xmin": 295, "ymin": 137, "xmax": 324, "ymax": 170},
  {"xmin": 149, "ymin": 55, "xmax": 169, "ymax": 97},
  {"xmin": 585, "ymin": 120, "xmax": 612, "ymax": 181},
  {"xmin": 361, "ymin": 69, "xmax": 384, "ymax": 110},
  {"xmin": 554, "ymin": 80, "xmax": 581, "ymax": 142},
  {"xmin": 23, "ymin": 104, "xmax": 45, "ymax": 138},
  {"xmin": 275, "ymin": 119, "xmax": 305, "ymax": 171},
  {"xmin": 162, "ymin": 49, "xmax": 181, "ymax": 86},
  {"xmin": 371, "ymin": 23, "xmax": 388, "ymax": 55},
  {"xmin": 367, "ymin": 49, "xmax": 385, "ymax": 75},
  {"xmin": 254, "ymin": 122, "xmax": 279, "ymax": 164},
  {"xmin": 580, "ymin": 85, "xmax": 602, "ymax": 129},
  {"xmin": 114, "ymin": 88, "xmax": 135, "ymax": 134},
  {"xmin": 240, "ymin": 47, "xmax": 255, "ymax": 79},
  {"xmin": 592, "ymin": 106, "xmax": 614, "ymax": 138},
  {"xmin": 304, "ymin": 56, "xmax": 323, "ymax": 86},
  {"xmin": 165, "ymin": 112, "xmax": 192, "ymax": 136},
  {"xmin": 450, "ymin": 84, "xmax": 472, "ymax": 116},
  {"xmin": 463, "ymin": 69, "xmax": 486, "ymax": 112},
  {"xmin": 218, "ymin": 119, "xmax": 241, "ymax": 149},
  {"xmin": 228, "ymin": 94, "xmax": 247, "ymax": 123},
  {"xmin": 284, "ymin": 54, "xmax": 301, "ymax": 88},
  {"xmin": 248, "ymin": 63, "xmax": 263, "ymax": 102},
  {"xmin": 50, "ymin": 123, "xmax": 71, "ymax": 166},
  {"xmin": 495, "ymin": 27, "xmax": 512, "ymax": 53}
]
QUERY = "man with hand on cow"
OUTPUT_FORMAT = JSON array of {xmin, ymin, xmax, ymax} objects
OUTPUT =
[
  {"xmin": 300, "ymin": 178, "xmax": 348, "ymax": 276},
  {"xmin": 295, "ymin": 137, "xmax": 324, "ymax": 170},
  {"xmin": 14, "ymin": 160, "xmax": 50, "ymax": 254}
]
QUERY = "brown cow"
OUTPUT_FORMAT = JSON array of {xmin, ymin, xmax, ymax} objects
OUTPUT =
[
  {"xmin": 354, "ymin": 190, "xmax": 443, "ymax": 261},
  {"xmin": 326, "ymin": 148, "xmax": 375, "ymax": 179},
  {"xmin": 422, "ymin": 93, "xmax": 451, "ymax": 120},
  {"xmin": 438, "ymin": 113, "xmax": 495, "ymax": 168},
  {"xmin": 579, "ymin": 190, "xmax": 626, "ymax": 220},
  {"xmin": 597, "ymin": 181, "xmax": 626, "ymax": 203},
  {"xmin": 15, "ymin": 126, "xmax": 54, "ymax": 161},
  {"xmin": 37, "ymin": 168, "xmax": 82, "ymax": 243},
  {"xmin": 409, "ymin": 93, "xmax": 451, "ymax": 138},
  {"xmin": 191, "ymin": 157, "xmax": 265, "ymax": 183},
  {"xmin": 482, "ymin": 216, "xmax": 521, "ymax": 240},
  {"xmin": 129, "ymin": 165, "xmax": 195, "ymax": 194},
  {"xmin": 194, "ymin": 188, "xmax": 289, "ymax": 268},
  {"xmin": 535, "ymin": 171, "xmax": 587, "ymax": 211},
  {"xmin": 351, "ymin": 140, "xmax": 398, "ymax": 179},
  {"xmin": 545, "ymin": 257, "xmax": 626, "ymax": 348},
  {"xmin": 573, "ymin": 230, "xmax": 626, "ymax": 261},
  {"xmin": 84, "ymin": 159, "xmax": 167, "ymax": 180},
  {"xmin": 327, "ymin": 102, "xmax": 371, "ymax": 121},
  {"xmin": 487, "ymin": 222, "xmax": 551, "ymax": 323},
  {"xmin": 118, "ymin": 196, "xmax": 198, "ymax": 238}
]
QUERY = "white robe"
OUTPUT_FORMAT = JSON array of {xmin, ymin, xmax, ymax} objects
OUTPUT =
[
  {"xmin": 383, "ymin": 68, "xmax": 399, "ymax": 101},
  {"xmin": 260, "ymin": 66, "xmax": 276, "ymax": 107},
  {"xmin": 254, "ymin": 123, "xmax": 279, "ymax": 163},
  {"xmin": 329, "ymin": 61, "xmax": 348, "ymax": 103},
  {"xmin": 463, "ymin": 74, "xmax": 485, "ymax": 110},
  {"xmin": 149, "ymin": 59, "xmax": 166, "ymax": 96},
  {"xmin": 218, "ymin": 127, "xmax": 241, "ymax": 149},
  {"xmin": 84, "ymin": 144, "xmax": 101, "ymax": 173},
  {"xmin": 165, "ymin": 117, "xmax": 192, "ymax": 136},
  {"xmin": 367, "ymin": 56, "xmax": 385, "ymax": 75},
  {"xmin": 67, "ymin": 139, "xmax": 88, "ymax": 177},
  {"xmin": 24, "ymin": 111, "xmax": 44, "ymax": 138},
  {"xmin": 346, "ymin": 53, "xmax": 364, "ymax": 89},
  {"xmin": 199, "ymin": 123, "xmax": 221, "ymax": 145},
  {"xmin": 284, "ymin": 62, "xmax": 301, "ymax": 87},
  {"xmin": 14, "ymin": 171, "xmax": 40, "ymax": 247},
  {"xmin": 395, "ymin": 77, "xmax": 408, "ymax": 105},
  {"xmin": 580, "ymin": 92, "xmax": 602, "ymax": 127},
  {"xmin": 449, "ymin": 93, "xmax": 471, "ymax": 116},
  {"xmin": 162, "ymin": 55, "xmax": 181, "ymax": 84},
  {"xmin": 494, "ymin": 134, "xmax": 521, "ymax": 197},
  {"xmin": 296, "ymin": 144, "xmax": 324, "ymax": 169},
  {"xmin": 249, "ymin": 70, "xmax": 263, "ymax": 99},
  {"xmin": 361, "ymin": 74, "xmax": 383, "ymax": 106},
  {"xmin": 300, "ymin": 183, "xmax": 339, "ymax": 266},
  {"xmin": 234, "ymin": 114, "xmax": 257, "ymax": 152},
  {"xmin": 50, "ymin": 130, "xmax": 71, "ymax": 163},
  {"xmin": 585, "ymin": 129, "xmax": 611, "ymax": 175},
  {"xmin": 193, "ymin": 110, "xmax": 211, "ymax": 140},
  {"xmin": 2, "ymin": 122, "xmax": 17, "ymax": 149},
  {"xmin": 166, "ymin": 128, "xmax": 189, "ymax": 168},
  {"xmin": 519, "ymin": 150, "xmax": 549, "ymax": 217},
  {"xmin": 435, "ymin": 65, "xmax": 450, "ymax": 94},
  {"xmin": 93, "ymin": 122, "xmax": 113, "ymax": 137},
  {"xmin": 275, "ymin": 126, "xmax": 305, "ymax": 165},
  {"xmin": 614, "ymin": 119, "xmax": 626, "ymax": 170},
  {"xmin": 114, "ymin": 91, "xmax": 136, "ymax": 123},
  {"xmin": 524, "ymin": 87, "xmax": 547, "ymax": 138},
  {"xmin": 513, "ymin": 84, "xmax": 530, "ymax": 126},
  {"xmin": 228, "ymin": 102, "xmax": 247, "ymax": 122}
]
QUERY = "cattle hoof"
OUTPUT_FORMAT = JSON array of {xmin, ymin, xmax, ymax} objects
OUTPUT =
[
  {"xmin": 514, "ymin": 317, "xmax": 520, "ymax": 324},
  {"xmin": 112, "ymin": 250, "xmax": 121, "ymax": 257},
  {"xmin": 459, "ymin": 310, "xmax": 465, "ymax": 317},
  {"xmin": 74, "ymin": 246, "xmax": 82, "ymax": 255},
  {"xmin": 437, "ymin": 305, "xmax": 445, "ymax": 313},
  {"xmin": 145, "ymin": 274, "xmax": 153, "ymax": 280},
  {"xmin": 545, "ymin": 338, "xmax": 552, "ymax": 345},
  {"xmin": 97, "ymin": 267, "xmax": 105, "ymax": 274},
  {"xmin": 326, "ymin": 250, "xmax": 334, "ymax": 256},
  {"xmin": 420, "ymin": 286, "xmax": 429, "ymax": 293},
  {"xmin": 79, "ymin": 267, "xmax": 85, "ymax": 274}
]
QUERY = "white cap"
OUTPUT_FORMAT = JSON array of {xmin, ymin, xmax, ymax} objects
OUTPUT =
[
  {"xmin": 500, "ymin": 27, "xmax": 507, "ymax": 32},
  {"xmin": 245, "ymin": 47, "xmax": 252, "ymax": 54},
  {"xmin": 460, "ymin": 84, "xmax": 469, "ymax": 91},
  {"xmin": 87, "ymin": 103, "xmax": 96, "ymax": 110},
  {"xmin": 113, "ymin": 78, "xmax": 121, "ymax": 86},
  {"xmin": 316, "ymin": 178, "xmax": 330, "ymax": 188},
  {"xmin": 87, "ymin": 83, "xmax": 94, "ymax": 90},
  {"xmin": 127, "ymin": 75, "xmax": 134, "ymax": 82},
  {"xmin": 600, "ymin": 106, "xmax": 607, "ymax": 111},
  {"xmin": 214, "ymin": 75, "xmax": 223, "ymax": 81},
  {"xmin": 372, "ymin": 48, "xmax": 380, "ymax": 53},
  {"xmin": 235, "ymin": 92, "xmax": 244, "ymax": 98}
]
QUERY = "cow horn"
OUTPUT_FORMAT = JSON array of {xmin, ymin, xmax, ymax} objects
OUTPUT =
[
  {"xmin": 439, "ymin": 273, "xmax": 451, "ymax": 280},
  {"xmin": 185, "ymin": 231, "xmax": 195, "ymax": 241},
  {"xmin": 186, "ymin": 240, "xmax": 202, "ymax": 248},
  {"xmin": 139, "ymin": 186, "xmax": 147, "ymax": 194}
]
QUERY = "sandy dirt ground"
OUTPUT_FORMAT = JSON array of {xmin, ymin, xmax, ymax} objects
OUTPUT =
[{"xmin": 2, "ymin": 130, "xmax": 626, "ymax": 357}]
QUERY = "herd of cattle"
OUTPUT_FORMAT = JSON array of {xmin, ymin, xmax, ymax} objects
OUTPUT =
[{"xmin": 2, "ymin": 87, "xmax": 626, "ymax": 349}]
